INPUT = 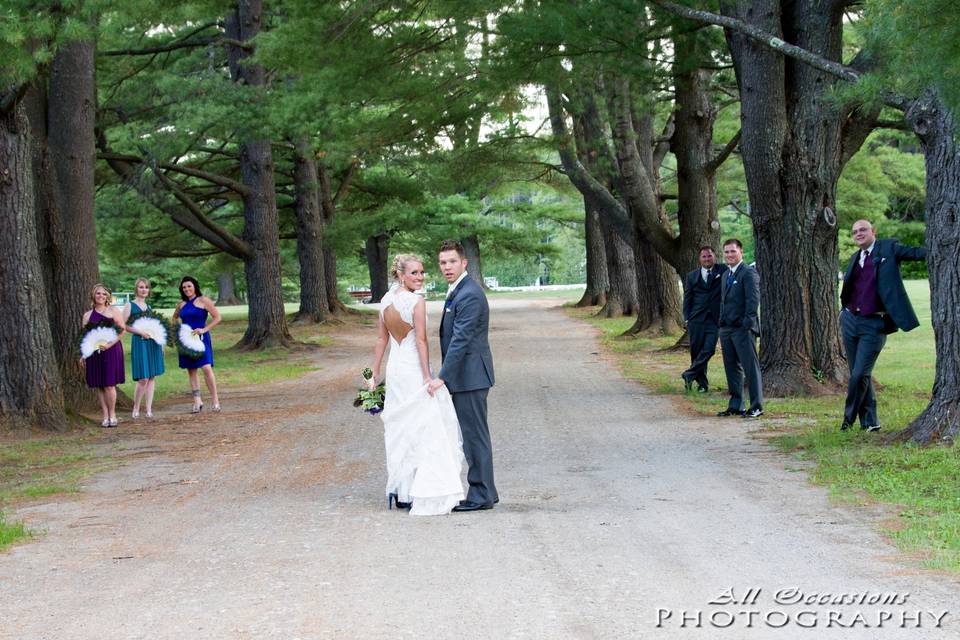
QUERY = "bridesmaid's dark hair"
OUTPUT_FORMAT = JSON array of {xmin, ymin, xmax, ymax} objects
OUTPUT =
[{"xmin": 179, "ymin": 276, "xmax": 203, "ymax": 301}]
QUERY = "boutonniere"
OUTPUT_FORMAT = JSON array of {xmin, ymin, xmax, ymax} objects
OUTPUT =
[{"xmin": 732, "ymin": 280, "xmax": 738, "ymax": 285}]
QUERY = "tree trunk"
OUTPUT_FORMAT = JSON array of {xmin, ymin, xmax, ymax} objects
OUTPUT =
[
  {"xmin": 624, "ymin": 236, "xmax": 683, "ymax": 335},
  {"xmin": 575, "ymin": 198, "xmax": 608, "ymax": 307},
  {"xmin": 461, "ymin": 234, "xmax": 486, "ymax": 288},
  {"xmin": 33, "ymin": 40, "xmax": 101, "ymax": 412},
  {"xmin": 216, "ymin": 271, "xmax": 244, "ymax": 306},
  {"xmin": 0, "ymin": 102, "xmax": 66, "ymax": 431},
  {"xmin": 292, "ymin": 138, "xmax": 329, "ymax": 323},
  {"xmin": 596, "ymin": 198, "xmax": 638, "ymax": 317},
  {"xmin": 721, "ymin": 0, "xmax": 874, "ymax": 395},
  {"xmin": 365, "ymin": 234, "xmax": 390, "ymax": 302},
  {"xmin": 227, "ymin": 1, "xmax": 292, "ymax": 350},
  {"xmin": 893, "ymin": 89, "xmax": 960, "ymax": 444}
]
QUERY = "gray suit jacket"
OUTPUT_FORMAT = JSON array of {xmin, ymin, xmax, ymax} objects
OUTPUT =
[
  {"xmin": 439, "ymin": 276, "xmax": 495, "ymax": 393},
  {"xmin": 720, "ymin": 262, "xmax": 761, "ymax": 337}
]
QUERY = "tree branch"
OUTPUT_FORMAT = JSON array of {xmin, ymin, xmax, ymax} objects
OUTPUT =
[
  {"xmin": 98, "ymin": 151, "xmax": 252, "ymax": 196},
  {"xmin": 705, "ymin": 129, "xmax": 741, "ymax": 172}
]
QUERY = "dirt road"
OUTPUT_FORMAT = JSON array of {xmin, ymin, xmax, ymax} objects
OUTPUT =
[{"xmin": 2, "ymin": 299, "xmax": 957, "ymax": 639}]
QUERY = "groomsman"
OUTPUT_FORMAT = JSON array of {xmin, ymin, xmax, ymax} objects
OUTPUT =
[
  {"xmin": 717, "ymin": 239, "xmax": 763, "ymax": 418},
  {"xmin": 681, "ymin": 246, "xmax": 726, "ymax": 393},
  {"xmin": 839, "ymin": 219, "xmax": 926, "ymax": 432}
]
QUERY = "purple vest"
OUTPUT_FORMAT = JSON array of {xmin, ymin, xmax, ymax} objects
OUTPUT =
[{"xmin": 848, "ymin": 252, "xmax": 883, "ymax": 316}]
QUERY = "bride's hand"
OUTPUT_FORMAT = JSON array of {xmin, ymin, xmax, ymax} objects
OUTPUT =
[{"xmin": 367, "ymin": 376, "xmax": 378, "ymax": 392}]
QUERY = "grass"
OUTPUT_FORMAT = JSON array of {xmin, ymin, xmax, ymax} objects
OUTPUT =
[
  {"xmin": 570, "ymin": 280, "xmax": 960, "ymax": 571},
  {"xmin": 0, "ymin": 431, "xmax": 112, "ymax": 550},
  {"xmin": 117, "ymin": 302, "xmax": 330, "ymax": 402}
]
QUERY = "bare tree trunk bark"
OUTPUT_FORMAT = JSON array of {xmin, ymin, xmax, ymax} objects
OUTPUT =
[
  {"xmin": 365, "ymin": 234, "xmax": 390, "ymax": 302},
  {"xmin": 575, "ymin": 198, "xmax": 608, "ymax": 307},
  {"xmin": 624, "ymin": 236, "xmax": 683, "ymax": 335},
  {"xmin": 596, "ymin": 199, "xmax": 638, "ymax": 317},
  {"xmin": 33, "ymin": 40, "xmax": 101, "ymax": 412},
  {"xmin": 0, "ymin": 102, "xmax": 67, "ymax": 431},
  {"xmin": 227, "ymin": 1, "xmax": 292, "ymax": 349},
  {"xmin": 893, "ymin": 88, "xmax": 960, "ymax": 444},
  {"xmin": 292, "ymin": 138, "xmax": 329, "ymax": 323},
  {"xmin": 720, "ymin": 0, "xmax": 874, "ymax": 395},
  {"xmin": 216, "ymin": 271, "xmax": 244, "ymax": 306},
  {"xmin": 460, "ymin": 234, "xmax": 486, "ymax": 288}
]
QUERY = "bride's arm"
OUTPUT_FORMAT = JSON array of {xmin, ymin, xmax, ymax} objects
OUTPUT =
[
  {"xmin": 371, "ymin": 313, "xmax": 389, "ymax": 387},
  {"xmin": 413, "ymin": 298, "xmax": 431, "ymax": 384}
]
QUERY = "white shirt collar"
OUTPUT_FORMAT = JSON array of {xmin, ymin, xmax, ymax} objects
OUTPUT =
[
  {"xmin": 729, "ymin": 261, "xmax": 743, "ymax": 274},
  {"xmin": 701, "ymin": 266, "xmax": 710, "ymax": 280},
  {"xmin": 446, "ymin": 272, "xmax": 469, "ymax": 298},
  {"xmin": 859, "ymin": 242, "xmax": 876, "ymax": 267}
]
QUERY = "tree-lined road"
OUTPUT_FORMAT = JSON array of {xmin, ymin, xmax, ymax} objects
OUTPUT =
[{"xmin": 2, "ymin": 300, "xmax": 957, "ymax": 638}]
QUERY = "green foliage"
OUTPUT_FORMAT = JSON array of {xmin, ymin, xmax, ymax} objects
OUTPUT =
[{"xmin": 0, "ymin": 511, "xmax": 30, "ymax": 549}]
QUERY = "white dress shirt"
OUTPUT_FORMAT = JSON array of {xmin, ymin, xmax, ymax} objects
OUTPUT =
[
  {"xmin": 858, "ymin": 241, "xmax": 876, "ymax": 268},
  {"xmin": 446, "ymin": 272, "xmax": 469, "ymax": 298}
]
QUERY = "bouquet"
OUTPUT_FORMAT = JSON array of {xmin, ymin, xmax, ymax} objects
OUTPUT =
[
  {"xmin": 130, "ymin": 309, "xmax": 171, "ymax": 347},
  {"xmin": 174, "ymin": 322, "xmax": 206, "ymax": 359},
  {"xmin": 79, "ymin": 321, "xmax": 120, "ymax": 359},
  {"xmin": 353, "ymin": 367, "xmax": 385, "ymax": 415}
]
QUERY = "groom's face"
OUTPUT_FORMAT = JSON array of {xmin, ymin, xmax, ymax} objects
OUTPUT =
[{"xmin": 438, "ymin": 250, "xmax": 468, "ymax": 284}]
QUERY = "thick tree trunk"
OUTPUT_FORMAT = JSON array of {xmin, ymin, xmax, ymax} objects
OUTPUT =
[
  {"xmin": 33, "ymin": 41, "xmax": 101, "ymax": 411},
  {"xmin": 624, "ymin": 237, "xmax": 683, "ymax": 335},
  {"xmin": 893, "ymin": 89, "xmax": 960, "ymax": 444},
  {"xmin": 596, "ymin": 199, "xmax": 638, "ymax": 317},
  {"xmin": 0, "ymin": 103, "xmax": 66, "ymax": 431},
  {"xmin": 292, "ymin": 139, "xmax": 329, "ymax": 323},
  {"xmin": 365, "ymin": 234, "xmax": 390, "ymax": 302},
  {"xmin": 216, "ymin": 271, "xmax": 244, "ymax": 306},
  {"xmin": 227, "ymin": 1, "xmax": 292, "ymax": 350},
  {"xmin": 721, "ymin": 0, "xmax": 872, "ymax": 395},
  {"xmin": 461, "ymin": 234, "xmax": 486, "ymax": 288},
  {"xmin": 575, "ymin": 199, "xmax": 608, "ymax": 307}
]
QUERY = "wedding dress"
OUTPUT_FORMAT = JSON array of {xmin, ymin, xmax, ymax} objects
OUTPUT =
[{"xmin": 379, "ymin": 286, "xmax": 465, "ymax": 515}]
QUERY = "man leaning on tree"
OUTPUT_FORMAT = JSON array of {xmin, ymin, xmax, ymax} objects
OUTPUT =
[
  {"xmin": 681, "ymin": 246, "xmax": 726, "ymax": 394},
  {"xmin": 839, "ymin": 219, "xmax": 927, "ymax": 433}
]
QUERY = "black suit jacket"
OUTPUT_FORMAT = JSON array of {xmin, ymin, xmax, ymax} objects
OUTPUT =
[
  {"xmin": 683, "ymin": 264, "xmax": 726, "ymax": 323},
  {"xmin": 840, "ymin": 238, "xmax": 926, "ymax": 334},
  {"xmin": 720, "ymin": 262, "xmax": 760, "ymax": 336},
  {"xmin": 439, "ymin": 275, "xmax": 495, "ymax": 392}
]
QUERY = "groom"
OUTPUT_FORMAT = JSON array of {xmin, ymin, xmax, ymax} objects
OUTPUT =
[{"xmin": 427, "ymin": 240, "xmax": 498, "ymax": 512}]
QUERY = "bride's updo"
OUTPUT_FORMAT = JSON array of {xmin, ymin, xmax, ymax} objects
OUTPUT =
[{"xmin": 390, "ymin": 253, "xmax": 423, "ymax": 281}]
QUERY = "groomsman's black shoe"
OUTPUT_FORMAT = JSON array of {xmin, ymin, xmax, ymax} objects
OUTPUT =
[
  {"xmin": 862, "ymin": 424, "xmax": 881, "ymax": 432},
  {"xmin": 452, "ymin": 500, "xmax": 493, "ymax": 512},
  {"xmin": 681, "ymin": 374, "xmax": 693, "ymax": 392},
  {"xmin": 742, "ymin": 408, "xmax": 764, "ymax": 418},
  {"xmin": 717, "ymin": 408, "xmax": 744, "ymax": 417},
  {"xmin": 840, "ymin": 421, "xmax": 852, "ymax": 431}
]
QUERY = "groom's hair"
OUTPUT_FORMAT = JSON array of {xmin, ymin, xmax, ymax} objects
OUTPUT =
[{"xmin": 438, "ymin": 239, "xmax": 465, "ymax": 258}]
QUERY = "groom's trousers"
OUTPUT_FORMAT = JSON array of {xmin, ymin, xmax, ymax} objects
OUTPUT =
[{"xmin": 451, "ymin": 388, "xmax": 498, "ymax": 505}]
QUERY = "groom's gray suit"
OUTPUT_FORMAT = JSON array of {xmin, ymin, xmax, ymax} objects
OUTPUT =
[{"xmin": 439, "ymin": 275, "xmax": 498, "ymax": 505}]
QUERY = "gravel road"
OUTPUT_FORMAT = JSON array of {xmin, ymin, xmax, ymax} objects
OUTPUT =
[{"xmin": 2, "ymin": 298, "xmax": 957, "ymax": 639}]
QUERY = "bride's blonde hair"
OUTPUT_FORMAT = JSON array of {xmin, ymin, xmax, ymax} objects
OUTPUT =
[{"xmin": 390, "ymin": 253, "xmax": 423, "ymax": 281}]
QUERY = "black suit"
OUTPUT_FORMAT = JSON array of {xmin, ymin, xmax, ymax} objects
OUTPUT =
[
  {"xmin": 719, "ymin": 262, "xmax": 763, "ymax": 413},
  {"xmin": 839, "ymin": 239, "xmax": 926, "ymax": 427},
  {"xmin": 682, "ymin": 264, "xmax": 726, "ymax": 390}
]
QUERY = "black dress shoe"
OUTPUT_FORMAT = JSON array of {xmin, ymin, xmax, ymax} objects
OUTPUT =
[
  {"xmin": 452, "ymin": 500, "xmax": 493, "ymax": 512},
  {"xmin": 840, "ymin": 421, "xmax": 851, "ymax": 431},
  {"xmin": 862, "ymin": 424, "xmax": 881, "ymax": 432},
  {"xmin": 681, "ymin": 374, "xmax": 693, "ymax": 392},
  {"xmin": 717, "ymin": 408, "xmax": 744, "ymax": 417},
  {"xmin": 742, "ymin": 408, "xmax": 764, "ymax": 418}
]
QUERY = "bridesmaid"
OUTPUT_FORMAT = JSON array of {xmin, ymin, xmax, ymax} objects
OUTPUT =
[
  {"xmin": 80, "ymin": 284, "xmax": 126, "ymax": 427},
  {"xmin": 172, "ymin": 276, "xmax": 221, "ymax": 413},
  {"xmin": 122, "ymin": 277, "xmax": 165, "ymax": 419}
]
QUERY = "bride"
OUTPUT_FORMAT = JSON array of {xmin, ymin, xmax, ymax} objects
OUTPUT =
[{"xmin": 369, "ymin": 254, "xmax": 465, "ymax": 515}]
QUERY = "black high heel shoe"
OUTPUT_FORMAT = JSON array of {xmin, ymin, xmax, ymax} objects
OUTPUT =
[{"xmin": 387, "ymin": 493, "xmax": 412, "ymax": 510}]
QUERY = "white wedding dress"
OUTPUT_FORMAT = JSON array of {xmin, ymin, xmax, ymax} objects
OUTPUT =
[{"xmin": 379, "ymin": 286, "xmax": 465, "ymax": 515}]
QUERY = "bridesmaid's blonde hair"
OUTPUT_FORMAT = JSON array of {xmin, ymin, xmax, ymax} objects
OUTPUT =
[
  {"xmin": 390, "ymin": 254, "xmax": 423, "ymax": 281},
  {"xmin": 90, "ymin": 283, "xmax": 113, "ymax": 307},
  {"xmin": 134, "ymin": 277, "xmax": 151, "ymax": 294}
]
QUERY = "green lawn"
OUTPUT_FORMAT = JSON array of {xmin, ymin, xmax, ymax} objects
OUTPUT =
[{"xmin": 571, "ymin": 281, "xmax": 960, "ymax": 571}]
